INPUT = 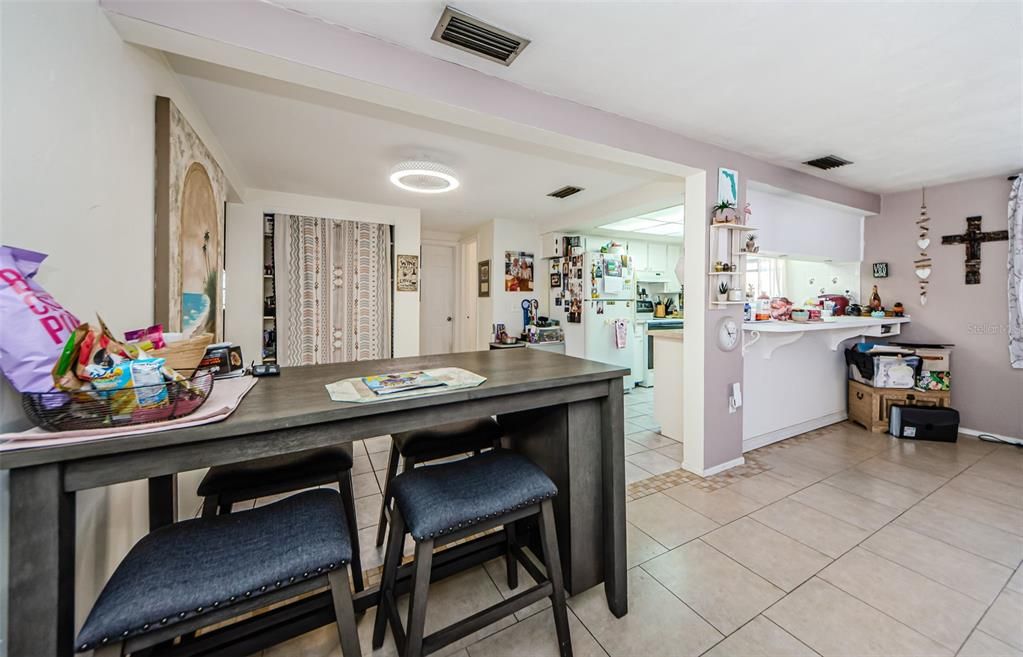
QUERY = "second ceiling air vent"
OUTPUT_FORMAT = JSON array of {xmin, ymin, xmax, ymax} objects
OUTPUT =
[
  {"xmin": 547, "ymin": 185, "xmax": 585, "ymax": 199},
  {"xmin": 803, "ymin": 155, "xmax": 853, "ymax": 170},
  {"xmin": 431, "ymin": 6, "xmax": 530, "ymax": 66}
]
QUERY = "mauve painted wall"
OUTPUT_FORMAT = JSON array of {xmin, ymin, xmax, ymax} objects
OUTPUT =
[{"xmin": 862, "ymin": 176, "xmax": 1023, "ymax": 438}]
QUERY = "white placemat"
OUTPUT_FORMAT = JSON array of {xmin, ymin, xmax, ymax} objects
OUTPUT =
[
  {"xmin": 326, "ymin": 367, "xmax": 486, "ymax": 403},
  {"xmin": 0, "ymin": 376, "xmax": 258, "ymax": 450}
]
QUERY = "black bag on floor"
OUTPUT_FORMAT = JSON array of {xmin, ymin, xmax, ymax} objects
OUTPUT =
[{"xmin": 889, "ymin": 405, "xmax": 960, "ymax": 442}]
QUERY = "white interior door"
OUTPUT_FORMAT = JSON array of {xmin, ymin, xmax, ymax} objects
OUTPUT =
[
  {"xmin": 420, "ymin": 243, "xmax": 456, "ymax": 355},
  {"xmin": 460, "ymin": 240, "xmax": 478, "ymax": 351}
]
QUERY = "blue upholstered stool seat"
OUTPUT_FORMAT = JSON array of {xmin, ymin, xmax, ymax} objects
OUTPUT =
[
  {"xmin": 392, "ymin": 417, "xmax": 503, "ymax": 458},
  {"xmin": 197, "ymin": 446, "xmax": 354, "ymax": 498},
  {"xmin": 75, "ymin": 489, "xmax": 352, "ymax": 652},
  {"xmin": 390, "ymin": 449, "xmax": 557, "ymax": 541}
]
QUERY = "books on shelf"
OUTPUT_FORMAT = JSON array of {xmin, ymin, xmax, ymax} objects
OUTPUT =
[{"xmin": 362, "ymin": 371, "xmax": 447, "ymax": 396}]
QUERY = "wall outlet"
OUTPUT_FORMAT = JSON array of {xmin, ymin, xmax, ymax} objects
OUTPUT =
[{"xmin": 728, "ymin": 382, "xmax": 742, "ymax": 414}]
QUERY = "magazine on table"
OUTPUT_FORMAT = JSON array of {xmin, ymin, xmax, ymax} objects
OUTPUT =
[{"xmin": 362, "ymin": 371, "xmax": 447, "ymax": 396}]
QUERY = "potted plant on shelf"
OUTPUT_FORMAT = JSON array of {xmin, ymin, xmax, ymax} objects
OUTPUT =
[
  {"xmin": 712, "ymin": 201, "xmax": 737, "ymax": 224},
  {"xmin": 745, "ymin": 233, "xmax": 759, "ymax": 253},
  {"xmin": 717, "ymin": 281, "xmax": 730, "ymax": 302}
]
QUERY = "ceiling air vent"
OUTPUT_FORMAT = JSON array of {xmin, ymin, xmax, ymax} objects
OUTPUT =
[
  {"xmin": 803, "ymin": 155, "xmax": 853, "ymax": 171},
  {"xmin": 547, "ymin": 185, "xmax": 585, "ymax": 199},
  {"xmin": 431, "ymin": 6, "xmax": 530, "ymax": 66}
]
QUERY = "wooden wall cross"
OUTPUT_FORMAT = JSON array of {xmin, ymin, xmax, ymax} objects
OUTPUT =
[{"xmin": 940, "ymin": 215, "xmax": 1009, "ymax": 284}]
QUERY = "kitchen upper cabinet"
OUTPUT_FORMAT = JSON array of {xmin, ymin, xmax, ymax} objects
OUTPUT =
[
  {"xmin": 665, "ymin": 244, "xmax": 682, "ymax": 291},
  {"xmin": 629, "ymin": 241, "xmax": 647, "ymax": 271},
  {"xmin": 541, "ymin": 232, "xmax": 565, "ymax": 259},
  {"xmin": 646, "ymin": 243, "xmax": 668, "ymax": 272},
  {"xmin": 747, "ymin": 187, "xmax": 864, "ymax": 262}
]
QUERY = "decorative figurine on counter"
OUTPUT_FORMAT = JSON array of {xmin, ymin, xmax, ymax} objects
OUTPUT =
[
  {"xmin": 869, "ymin": 284, "xmax": 883, "ymax": 312},
  {"xmin": 893, "ymin": 302, "xmax": 905, "ymax": 317},
  {"xmin": 743, "ymin": 202, "xmax": 752, "ymax": 225}
]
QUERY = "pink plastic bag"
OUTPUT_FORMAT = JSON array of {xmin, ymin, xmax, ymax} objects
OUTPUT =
[{"xmin": 0, "ymin": 246, "xmax": 80, "ymax": 392}]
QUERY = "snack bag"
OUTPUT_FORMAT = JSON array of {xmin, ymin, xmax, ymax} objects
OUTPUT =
[
  {"xmin": 124, "ymin": 324, "xmax": 166, "ymax": 350},
  {"xmin": 90, "ymin": 358, "xmax": 170, "ymax": 416},
  {"xmin": 0, "ymin": 246, "xmax": 80, "ymax": 392}
]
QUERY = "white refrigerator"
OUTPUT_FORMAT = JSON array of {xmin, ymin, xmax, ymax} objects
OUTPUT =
[{"xmin": 559, "ymin": 251, "xmax": 637, "ymax": 389}]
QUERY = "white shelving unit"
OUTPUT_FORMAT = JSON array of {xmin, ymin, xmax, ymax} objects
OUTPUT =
[{"xmin": 708, "ymin": 224, "xmax": 758, "ymax": 309}]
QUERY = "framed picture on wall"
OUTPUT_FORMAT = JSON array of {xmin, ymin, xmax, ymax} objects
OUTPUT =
[
  {"xmin": 872, "ymin": 262, "xmax": 889, "ymax": 278},
  {"xmin": 154, "ymin": 96, "xmax": 228, "ymax": 340},
  {"xmin": 505, "ymin": 251, "xmax": 534, "ymax": 292},
  {"xmin": 396, "ymin": 254, "xmax": 419, "ymax": 292},
  {"xmin": 718, "ymin": 167, "xmax": 738, "ymax": 205},
  {"xmin": 478, "ymin": 260, "xmax": 490, "ymax": 297},
  {"xmin": 550, "ymin": 272, "xmax": 561, "ymax": 288}
]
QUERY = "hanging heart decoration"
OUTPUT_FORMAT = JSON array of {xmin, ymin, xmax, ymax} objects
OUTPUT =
[{"xmin": 915, "ymin": 188, "xmax": 931, "ymax": 301}]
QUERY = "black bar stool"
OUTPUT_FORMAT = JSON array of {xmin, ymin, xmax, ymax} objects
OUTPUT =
[
  {"xmin": 376, "ymin": 417, "xmax": 504, "ymax": 547},
  {"xmin": 76, "ymin": 489, "xmax": 362, "ymax": 657},
  {"xmin": 373, "ymin": 449, "xmax": 572, "ymax": 657},
  {"xmin": 196, "ymin": 444, "xmax": 364, "ymax": 591}
]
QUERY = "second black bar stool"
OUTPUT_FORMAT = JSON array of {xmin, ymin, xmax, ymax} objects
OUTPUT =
[
  {"xmin": 196, "ymin": 444, "xmax": 364, "ymax": 591},
  {"xmin": 375, "ymin": 417, "xmax": 504, "ymax": 546},
  {"xmin": 373, "ymin": 449, "xmax": 572, "ymax": 657}
]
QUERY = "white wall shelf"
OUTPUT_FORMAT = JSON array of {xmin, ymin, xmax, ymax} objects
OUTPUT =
[{"xmin": 708, "ymin": 221, "xmax": 756, "ymax": 310}]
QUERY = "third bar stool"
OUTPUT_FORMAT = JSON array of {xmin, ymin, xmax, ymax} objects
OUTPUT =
[{"xmin": 373, "ymin": 449, "xmax": 572, "ymax": 657}]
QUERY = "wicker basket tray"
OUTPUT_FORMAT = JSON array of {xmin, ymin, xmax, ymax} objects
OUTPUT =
[
  {"xmin": 150, "ymin": 333, "xmax": 214, "ymax": 371},
  {"xmin": 22, "ymin": 369, "xmax": 215, "ymax": 432}
]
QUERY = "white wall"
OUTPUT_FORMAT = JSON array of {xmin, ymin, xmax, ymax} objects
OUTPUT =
[
  {"xmin": 748, "ymin": 185, "xmax": 865, "ymax": 262},
  {"xmin": 784, "ymin": 260, "xmax": 862, "ymax": 306},
  {"xmin": 225, "ymin": 189, "xmax": 421, "ymax": 363},
  {"xmin": 468, "ymin": 219, "xmax": 548, "ymax": 345},
  {"xmin": 0, "ymin": 1, "xmax": 243, "ymax": 645}
]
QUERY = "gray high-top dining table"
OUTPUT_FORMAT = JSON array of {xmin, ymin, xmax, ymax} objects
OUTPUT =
[{"xmin": 4, "ymin": 349, "xmax": 629, "ymax": 657}]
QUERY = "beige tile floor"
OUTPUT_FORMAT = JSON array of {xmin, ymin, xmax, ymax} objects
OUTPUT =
[{"xmin": 250, "ymin": 386, "xmax": 1023, "ymax": 656}]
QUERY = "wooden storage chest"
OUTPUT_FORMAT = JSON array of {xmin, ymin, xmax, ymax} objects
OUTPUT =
[{"xmin": 847, "ymin": 379, "xmax": 952, "ymax": 433}]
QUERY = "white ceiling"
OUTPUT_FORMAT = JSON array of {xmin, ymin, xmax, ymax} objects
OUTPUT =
[
  {"xmin": 168, "ymin": 56, "xmax": 670, "ymax": 233},
  {"xmin": 273, "ymin": 0, "xmax": 1023, "ymax": 193}
]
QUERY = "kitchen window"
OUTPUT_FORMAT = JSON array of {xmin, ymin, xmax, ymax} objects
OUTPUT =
[{"xmin": 746, "ymin": 256, "xmax": 785, "ymax": 298}]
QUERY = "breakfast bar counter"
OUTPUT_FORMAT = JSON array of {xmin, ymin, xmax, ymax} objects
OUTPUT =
[
  {"xmin": 742, "ymin": 316, "xmax": 911, "ymax": 451},
  {"xmin": 4, "ymin": 349, "xmax": 630, "ymax": 657}
]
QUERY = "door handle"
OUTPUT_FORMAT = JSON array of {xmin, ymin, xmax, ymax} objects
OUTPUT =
[{"xmin": 855, "ymin": 392, "xmax": 864, "ymax": 400}]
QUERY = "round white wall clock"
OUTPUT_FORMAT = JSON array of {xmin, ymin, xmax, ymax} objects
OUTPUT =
[{"xmin": 717, "ymin": 316, "xmax": 740, "ymax": 352}]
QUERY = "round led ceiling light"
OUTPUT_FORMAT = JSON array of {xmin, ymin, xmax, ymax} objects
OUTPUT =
[{"xmin": 389, "ymin": 160, "xmax": 460, "ymax": 194}]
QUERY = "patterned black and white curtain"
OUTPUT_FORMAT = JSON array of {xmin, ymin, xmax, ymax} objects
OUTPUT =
[
  {"xmin": 1010, "ymin": 175, "xmax": 1022, "ymax": 368},
  {"xmin": 274, "ymin": 215, "xmax": 392, "ymax": 365}
]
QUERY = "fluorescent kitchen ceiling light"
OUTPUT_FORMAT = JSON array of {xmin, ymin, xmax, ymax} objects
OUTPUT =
[
  {"xmin": 637, "ymin": 223, "xmax": 684, "ymax": 236},
  {"xmin": 638, "ymin": 205, "xmax": 684, "ymax": 223},
  {"xmin": 598, "ymin": 217, "xmax": 662, "ymax": 232}
]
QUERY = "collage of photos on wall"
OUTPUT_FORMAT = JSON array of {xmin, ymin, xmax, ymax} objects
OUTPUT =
[{"xmin": 566, "ymin": 252, "xmax": 584, "ymax": 323}]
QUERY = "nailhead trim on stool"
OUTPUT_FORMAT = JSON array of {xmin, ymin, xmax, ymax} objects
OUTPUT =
[{"xmin": 75, "ymin": 490, "xmax": 351, "ymax": 652}]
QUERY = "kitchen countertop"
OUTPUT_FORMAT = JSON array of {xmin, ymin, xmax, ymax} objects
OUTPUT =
[
  {"xmin": 743, "ymin": 316, "xmax": 910, "ymax": 332},
  {"xmin": 650, "ymin": 329, "xmax": 684, "ymax": 341}
]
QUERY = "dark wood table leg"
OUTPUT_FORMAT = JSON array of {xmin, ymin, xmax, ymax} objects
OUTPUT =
[
  {"xmin": 601, "ymin": 377, "xmax": 628, "ymax": 617},
  {"xmin": 148, "ymin": 473, "xmax": 178, "ymax": 531},
  {"xmin": 9, "ymin": 463, "xmax": 76, "ymax": 657}
]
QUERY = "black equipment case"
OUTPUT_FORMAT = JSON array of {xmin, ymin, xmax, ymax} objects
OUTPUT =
[{"xmin": 889, "ymin": 405, "xmax": 960, "ymax": 442}]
